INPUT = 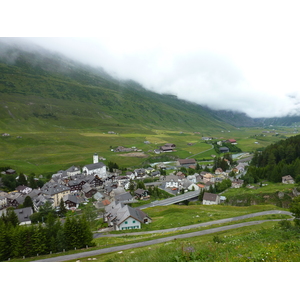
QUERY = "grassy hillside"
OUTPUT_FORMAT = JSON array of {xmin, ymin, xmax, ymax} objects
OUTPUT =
[
  {"xmin": 0, "ymin": 41, "xmax": 298, "ymax": 175},
  {"xmin": 0, "ymin": 41, "xmax": 232, "ymax": 133}
]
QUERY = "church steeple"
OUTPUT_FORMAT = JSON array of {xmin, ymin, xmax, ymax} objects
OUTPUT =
[{"xmin": 93, "ymin": 153, "xmax": 99, "ymax": 164}]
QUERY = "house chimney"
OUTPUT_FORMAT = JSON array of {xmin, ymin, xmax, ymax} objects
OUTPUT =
[{"xmin": 93, "ymin": 153, "xmax": 99, "ymax": 164}]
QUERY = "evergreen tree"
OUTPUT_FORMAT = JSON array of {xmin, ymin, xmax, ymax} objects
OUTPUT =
[
  {"xmin": 0, "ymin": 220, "xmax": 13, "ymax": 261},
  {"xmin": 17, "ymin": 173, "xmax": 28, "ymax": 186},
  {"xmin": 59, "ymin": 198, "xmax": 67, "ymax": 217},
  {"xmin": 128, "ymin": 180, "xmax": 135, "ymax": 193},
  {"xmin": 289, "ymin": 196, "xmax": 300, "ymax": 226},
  {"xmin": 2, "ymin": 174, "xmax": 17, "ymax": 191},
  {"xmin": 198, "ymin": 189, "xmax": 205, "ymax": 202},
  {"xmin": 32, "ymin": 223, "xmax": 47, "ymax": 255},
  {"xmin": 6, "ymin": 209, "xmax": 19, "ymax": 227},
  {"xmin": 28, "ymin": 175, "xmax": 38, "ymax": 189},
  {"xmin": 23, "ymin": 196, "xmax": 34, "ymax": 211},
  {"xmin": 56, "ymin": 227, "xmax": 67, "ymax": 252}
]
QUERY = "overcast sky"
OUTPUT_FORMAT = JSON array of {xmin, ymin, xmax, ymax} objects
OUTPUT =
[{"xmin": 3, "ymin": 0, "xmax": 300, "ymax": 118}]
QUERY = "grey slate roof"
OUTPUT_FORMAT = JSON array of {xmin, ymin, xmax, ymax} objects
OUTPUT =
[
  {"xmin": 116, "ymin": 205, "xmax": 151, "ymax": 225},
  {"xmin": 63, "ymin": 194, "xmax": 84, "ymax": 204},
  {"xmin": 66, "ymin": 165, "xmax": 80, "ymax": 173},
  {"xmin": 203, "ymin": 192, "xmax": 218, "ymax": 201},
  {"xmin": 41, "ymin": 183, "xmax": 70, "ymax": 195},
  {"xmin": 115, "ymin": 192, "xmax": 133, "ymax": 202},
  {"xmin": 14, "ymin": 207, "xmax": 33, "ymax": 223},
  {"xmin": 84, "ymin": 162, "xmax": 106, "ymax": 170}
]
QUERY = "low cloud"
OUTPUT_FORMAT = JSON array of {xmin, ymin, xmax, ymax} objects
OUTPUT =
[{"xmin": 2, "ymin": 37, "xmax": 300, "ymax": 119}]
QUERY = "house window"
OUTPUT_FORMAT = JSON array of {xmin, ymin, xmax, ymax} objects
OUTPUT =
[
  {"xmin": 125, "ymin": 221, "xmax": 128, "ymax": 224},
  {"xmin": 133, "ymin": 220, "xmax": 136, "ymax": 223}
]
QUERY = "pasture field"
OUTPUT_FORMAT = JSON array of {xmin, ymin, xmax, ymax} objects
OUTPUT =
[
  {"xmin": 126, "ymin": 204, "xmax": 287, "ymax": 231},
  {"xmin": 0, "ymin": 124, "xmax": 298, "ymax": 175}
]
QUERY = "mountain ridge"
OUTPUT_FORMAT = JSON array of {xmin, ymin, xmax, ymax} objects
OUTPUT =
[{"xmin": 1, "ymin": 39, "xmax": 299, "ymax": 132}]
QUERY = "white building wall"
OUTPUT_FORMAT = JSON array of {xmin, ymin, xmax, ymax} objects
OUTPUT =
[
  {"xmin": 166, "ymin": 181, "xmax": 178, "ymax": 188},
  {"xmin": 82, "ymin": 166, "xmax": 106, "ymax": 177},
  {"xmin": 118, "ymin": 217, "xmax": 141, "ymax": 230},
  {"xmin": 203, "ymin": 200, "xmax": 216, "ymax": 205}
]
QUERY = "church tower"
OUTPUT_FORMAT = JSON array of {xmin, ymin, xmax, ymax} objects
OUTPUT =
[{"xmin": 93, "ymin": 153, "xmax": 99, "ymax": 164}]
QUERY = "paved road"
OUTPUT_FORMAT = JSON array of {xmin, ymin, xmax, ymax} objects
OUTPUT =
[
  {"xmin": 34, "ymin": 210, "xmax": 292, "ymax": 262},
  {"xmin": 93, "ymin": 210, "xmax": 291, "ymax": 238},
  {"xmin": 186, "ymin": 144, "xmax": 214, "ymax": 159}
]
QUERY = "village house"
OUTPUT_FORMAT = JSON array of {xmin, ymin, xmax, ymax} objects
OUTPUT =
[
  {"xmin": 180, "ymin": 178, "xmax": 192, "ymax": 191},
  {"xmin": 160, "ymin": 146, "xmax": 174, "ymax": 152},
  {"xmin": 150, "ymin": 170, "xmax": 161, "ymax": 178},
  {"xmin": 202, "ymin": 173, "xmax": 214, "ymax": 184},
  {"xmin": 231, "ymin": 179, "xmax": 244, "ymax": 188},
  {"xmin": 110, "ymin": 186, "xmax": 127, "ymax": 199},
  {"xmin": 282, "ymin": 175, "xmax": 295, "ymax": 184},
  {"xmin": 134, "ymin": 188, "xmax": 149, "ymax": 199},
  {"xmin": 214, "ymin": 168, "xmax": 224, "ymax": 175},
  {"xmin": 104, "ymin": 202, "xmax": 152, "ymax": 231},
  {"xmin": 226, "ymin": 139, "xmax": 237, "ymax": 144},
  {"xmin": 32, "ymin": 194, "xmax": 53, "ymax": 212},
  {"xmin": 114, "ymin": 146, "xmax": 133, "ymax": 152},
  {"xmin": 82, "ymin": 153, "xmax": 107, "ymax": 178},
  {"xmin": 176, "ymin": 171, "xmax": 186, "ymax": 180},
  {"xmin": 126, "ymin": 171, "xmax": 135, "ymax": 180},
  {"xmin": 93, "ymin": 191, "xmax": 105, "ymax": 201},
  {"xmin": 203, "ymin": 192, "xmax": 220, "ymax": 205},
  {"xmin": 156, "ymin": 162, "xmax": 167, "ymax": 170},
  {"xmin": 177, "ymin": 158, "xmax": 196, "ymax": 167},
  {"xmin": 16, "ymin": 185, "xmax": 32, "ymax": 194},
  {"xmin": 134, "ymin": 168, "xmax": 147, "ymax": 178},
  {"xmin": 67, "ymin": 178, "xmax": 86, "ymax": 192},
  {"xmin": 85, "ymin": 174, "xmax": 104, "ymax": 187},
  {"xmin": 82, "ymin": 162, "xmax": 107, "ymax": 178},
  {"xmin": 5, "ymin": 169, "xmax": 16, "ymax": 175},
  {"xmin": 160, "ymin": 143, "xmax": 176, "ymax": 152},
  {"xmin": 115, "ymin": 192, "xmax": 137, "ymax": 204},
  {"xmin": 204, "ymin": 181, "xmax": 215, "ymax": 190},
  {"xmin": 187, "ymin": 183, "xmax": 200, "ymax": 191},
  {"xmin": 63, "ymin": 194, "xmax": 85, "ymax": 210},
  {"xmin": 0, "ymin": 194, "xmax": 8, "ymax": 209},
  {"xmin": 14, "ymin": 207, "xmax": 33, "ymax": 225},
  {"xmin": 66, "ymin": 165, "xmax": 81, "ymax": 177},
  {"xmin": 219, "ymin": 147, "xmax": 229, "ymax": 153},
  {"xmin": 6, "ymin": 192, "xmax": 23, "ymax": 208},
  {"xmin": 145, "ymin": 167, "xmax": 155, "ymax": 174},
  {"xmin": 187, "ymin": 174, "xmax": 198, "ymax": 183},
  {"xmin": 41, "ymin": 183, "xmax": 71, "ymax": 207},
  {"xmin": 82, "ymin": 183, "xmax": 97, "ymax": 198},
  {"xmin": 164, "ymin": 175, "xmax": 181, "ymax": 189}
]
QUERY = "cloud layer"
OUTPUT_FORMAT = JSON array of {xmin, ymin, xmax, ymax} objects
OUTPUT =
[{"xmin": 3, "ymin": 1, "xmax": 300, "ymax": 118}]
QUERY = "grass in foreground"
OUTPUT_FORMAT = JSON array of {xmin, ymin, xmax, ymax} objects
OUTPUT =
[
  {"xmin": 137, "ymin": 204, "xmax": 287, "ymax": 231},
  {"xmin": 73, "ymin": 221, "xmax": 300, "ymax": 262}
]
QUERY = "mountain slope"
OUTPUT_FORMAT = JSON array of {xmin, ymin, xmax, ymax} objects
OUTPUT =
[{"xmin": 0, "ymin": 40, "xmax": 233, "ymax": 133}]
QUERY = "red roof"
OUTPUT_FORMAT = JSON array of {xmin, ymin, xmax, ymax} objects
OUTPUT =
[{"xmin": 102, "ymin": 199, "xmax": 111, "ymax": 206}]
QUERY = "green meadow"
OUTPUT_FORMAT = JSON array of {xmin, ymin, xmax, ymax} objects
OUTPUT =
[
  {"xmin": 79, "ymin": 221, "xmax": 300, "ymax": 262},
  {"xmin": 0, "ymin": 124, "xmax": 298, "ymax": 176}
]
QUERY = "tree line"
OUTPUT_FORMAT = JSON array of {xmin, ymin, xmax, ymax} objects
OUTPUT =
[
  {"xmin": 245, "ymin": 134, "xmax": 300, "ymax": 184},
  {"xmin": 0, "ymin": 212, "xmax": 94, "ymax": 261}
]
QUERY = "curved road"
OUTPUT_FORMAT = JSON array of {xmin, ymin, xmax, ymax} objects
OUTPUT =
[
  {"xmin": 34, "ymin": 210, "xmax": 292, "ymax": 262},
  {"xmin": 93, "ymin": 210, "xmax": 291, "ymax": 238}
]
